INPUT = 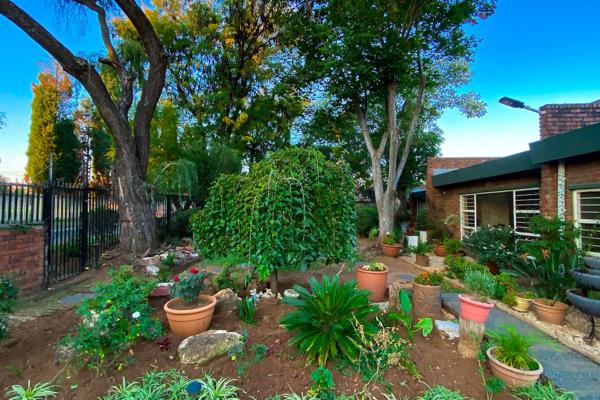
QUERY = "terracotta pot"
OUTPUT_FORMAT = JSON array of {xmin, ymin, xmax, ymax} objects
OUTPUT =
[
  {"xmin": 381, "ymin": 243, "xmax": 401, "ymax": 257},
  {"xmin": 487, "ymin": 347, "xmax": 543, "ymax": 387},
  {"xmin": 512, "ymin": 296, "xmax": 532, "ymax": 313},
  {"xmin": 532, "ymin": 298, "xmax": 568, "ymax": 325},
  {"xmin": 415, "ymin": 254, "xmax": 429, "ymax": 267},
  {"xmin": 458, "ymin": 294, "xmax": 494, "ymax": 323},
  {"xmin": 486, "ymin": 260, "xmax": 500, "ymax": 275},
  {"xmin": 433, "ymin": 244, "xmax": 446, "ymax": 257},
  {"xmin": 164, "ymin": 294, "xmax": 217, "ymax": 337},
  {"xmin": 412, "ymin": 282, "xmax": 441, "ymax": 318},
  {"xmin": 356, "ymin": 265, "xmax": 388, "ymax": 302},
  {"xmin": 150, "ymin": 283, "xmax": 171, "ymax": 297}
]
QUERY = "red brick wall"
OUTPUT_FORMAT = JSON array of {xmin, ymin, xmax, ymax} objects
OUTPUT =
[
  {"xmin": 0, "ymin": 226, "xmax": 44, "ymax": 295},
  {"xmin": 539, "ymin": 100, "xmax": 600, "ymax": 139},
  {"xmin": 564, "ymin": 154, "xmax": 600, "ymax": 220}
]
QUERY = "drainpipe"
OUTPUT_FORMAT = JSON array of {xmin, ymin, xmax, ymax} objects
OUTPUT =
[{"xmin": 557, "ymin": 160, "xmax": 566, "ymax": 219}]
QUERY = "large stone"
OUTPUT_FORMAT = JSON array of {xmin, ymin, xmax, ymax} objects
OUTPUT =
[
  {"xmin": 214, "ymin": 288, "xmax": 240, "ymax": 314},
  {"xmin": 139, "ymin": 255, "xmax": 161, "ymax": 266},
  {"xmin": 178, "ymin": 330, "xmax": 243, "ymax": 365}
]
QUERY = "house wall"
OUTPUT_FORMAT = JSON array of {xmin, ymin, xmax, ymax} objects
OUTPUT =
[
  {"xmin": 564, "ymin": 153, "xmax": 600, "ymax": 220},
  {"xmin": 0, "ymin": 226, "xmax": 45, "ymax": 295}
]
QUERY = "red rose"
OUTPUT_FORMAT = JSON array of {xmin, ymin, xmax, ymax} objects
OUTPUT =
[
  {"xmin": 173, "ymin": 275, "xmax": 179, "ymax": 283},
  {"xmin": 189, "ymin": 267, "xmax": 199, "ymax": 275}
]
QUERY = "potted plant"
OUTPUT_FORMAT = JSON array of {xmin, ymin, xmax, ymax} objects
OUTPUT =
[
  {"xmin": 381, "ymin": 232, "xmax": 402, "ymax": 257},
  {"xmin": 459, "ymin": 270, "xmax": 496, "ymax": 323},
  {"xmin": 433, "ymin": 238, "xmax": 447, "ymax": 257},
  {"xmin": 164, "ymin": 267, "xmax": 217, "ymax": 336},
  {"xmin": 412, "ymin": 271, "xmax": 443, "ymax": 318},
  {"xmin": 513, "ymin": 291, "xmax": 536, "ymax": 313},
  {"xmin": 442, "ymin": 238, "xmax": 462, "ymax": 255},
  {"xmin": 410, "ymin": 242, "xmax": 433, "ymax": 267},
  {"xmin": 356, "ymin": 261, "xmax": 388, "ymax": 302},
  {"xmin": 486, "ymin": 324, "xmax": 552, "ymax": 387}
]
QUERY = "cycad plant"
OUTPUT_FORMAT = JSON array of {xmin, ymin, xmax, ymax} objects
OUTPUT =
[
  {"xmin": 487, "ymin": 324, "xmax": 556, "ymax": 371},
  {"xmin": 281, "ymin": 275, "xmax": 378, "ymax": 366}
]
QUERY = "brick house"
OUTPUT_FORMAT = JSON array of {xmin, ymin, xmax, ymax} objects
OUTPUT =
[{"xmin": 426, "ymin": 100, "xmax": 600, "ymax": 256}]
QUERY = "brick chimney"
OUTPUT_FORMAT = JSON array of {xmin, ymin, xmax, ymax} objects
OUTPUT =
[{"xmin": 539, "ymin": 99, "xmax": 600, "ymax": 139}]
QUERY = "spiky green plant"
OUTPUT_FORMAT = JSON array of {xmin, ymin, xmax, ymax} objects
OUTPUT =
[
  {"xmin": 237, "ymin": 297, "xmax": 257, "ymax": 325},
  {"xmin": 6, "ymin": 381, "xmax": 57, "ymax": 400},
  {"xmin": 487, "ymin": 324, "xmax": 557, "ymax": 371},
  {"xmin": 281, "ymin": 275, "xmax": 378, "ymax": 366},
  {"xmin": 512, "ymin": 382, "xmax": 574, "ymax": 400},
  {"xmin": 197, "ymin": 375, "xmax": 240, "ymax": 400},
  {"xmin": 418, "ymin": 386, "xmax": 466, "ymax": 400}
]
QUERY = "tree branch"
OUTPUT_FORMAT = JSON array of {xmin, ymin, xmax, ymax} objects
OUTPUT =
[{"xmin": 354, "ymin": 99, "xmax": 376, "ymax": 158}]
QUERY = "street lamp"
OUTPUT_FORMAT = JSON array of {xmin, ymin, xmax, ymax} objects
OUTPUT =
[{"xmin": 499, "ymin": 97, "xmax": 539, "ymax": 114}]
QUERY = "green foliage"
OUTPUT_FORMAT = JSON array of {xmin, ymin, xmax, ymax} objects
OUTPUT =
[
  {"xmin": 463, "ymin": 225, "xmax": 518, "ymax": 267},
  {"xmin": 6, "ymin": 381, "xmax": 57, "ymax": 400},
  {"xmin": 512, "ymin": 382, "xmax": 574, "ymax": 400},
  {"xmin": 485, "ymin": 376, "xmax": 506, "ymax": 397},
  {"xmin": 237, "ymin": 297, "xmax": 257, "ymax": 325},
  {"xmin": 308, "ymin": 367, "xmax": 335, "ymax": 400},
  {"xmin": 494, "ymin": 272, "xmax": 517, "ymax": 307},
  {"xmin": 361, "ymin": 262, "xmax": 387, "ymax": 272},
  {"xmin": 444, "ymin": 255, "xmax": 488, "ymax": 280},
  {"xmin": 212, "ymin": 261, "xmax": 252, "ymax": 294},
  {"xmin": 414, "ymin": 271, "xmax": 443, "ymax": 286},
  {"xmin": 487, "ymin": 324, "xmax": 556, "ymax": 371},
  {"xmin": 519, "ymin": 216, "xmax": 580, "ymax": 260},
  {"xmin": 356, "ymin": 205, "xmax": 378, "ymax": 236},
  {"xmin": 442, "ymin": 238, "xmax": 462, "ymax": 255},
  {"xmin": 67, "ymin": 266, "xmax": 162, "ymax": 370},
  {"xmin": 170, "ymin": 268, "xmax": 207, "ymax": 304},
  {"xmin": 281, "ymin": 275, "xmax": 378, "ymax": 366},
  {"xmin": 389, "ymin": 291, "xmax": 433, "ymax": 342},
  {"xmin": 415, "ymin": 209, "xmax": 429, "ymax": 231},
  {"xmin": 463, "ymin": 270, "xmax": 496, "ymax": 301},
  {"xmin": 0, "ymin": 276, "xmax": 18, "ymax": 340},
  {"xmin": 368, "ymin": 227, "xmax": 379, "ymax": 240},
  {"xmin": 410, "ymin": 242, "xmax": 433, "ymax": 255},
  {"xmin": 169, "ymin": 208, "xmax": 195, "ymax": 239},
  {"xmin": 417, "ymin": 386, "xmax": 466, "ymax": 400},
  {"xmin": 193, "ymin": 148, "xmax": 357, "ymax": 280},
  {"xmin": 382, "ymin": 231, "xmax": 400, "ymax": 245}
]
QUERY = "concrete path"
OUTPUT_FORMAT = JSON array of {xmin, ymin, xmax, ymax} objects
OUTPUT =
[{"xmin": 442, "ymin": 292, "xmax": 600, "ymax": 400}]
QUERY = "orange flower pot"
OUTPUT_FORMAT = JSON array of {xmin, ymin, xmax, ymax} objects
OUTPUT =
[
  {"xmin": 381, "ymin": 243, "xmax": 401, "ymax": 257},
  {"xmin": 487, "ymin": 347, "xmax": 543, "ymax": 387},
  {"xmin": 433, "ymin": 244, "xmax": 446, "ymax": 257},
  {"xmin": 356, "ymin": 265, "xmax": 388, "ymax": 302},
  {"xmin": 164, "ymin": 294, "xmax": 217, "ymax": 337},
  {"xmin": 458, "ymin": 294, "xmax": 494, "ymax": 323},
  {"xmin": 532, "ymin": 298, "xmax": 568, "ymax": 325}
]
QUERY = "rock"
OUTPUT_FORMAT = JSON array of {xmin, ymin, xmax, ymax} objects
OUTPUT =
[
  {"xmin": 54, "ymin": 343, "xmax": 77, "ymax": 364},
  {"xmin": 178, "ymin": 330, "xmax": 243, "ymax": 365},
  {"xmin": 435, "ymin": 320, "xmax": 459, "ymax": 340},
  {"xmin": 284, "ymin": 288, "xmax": 299, "ymax": 298},
  {"xmin": 145, "ymin": 265, "xmax": 160, "ymax": 276},
  {"xmin": 214, "ymin": 288, "xmax": 239, "ymax": 314},
  {"xmin": 373, "ymin": 301, "xmax": 389, "ymax": 312},
  {"xmin": 139, "ymin": 255, "xmax": 161, "ymax": 266}
]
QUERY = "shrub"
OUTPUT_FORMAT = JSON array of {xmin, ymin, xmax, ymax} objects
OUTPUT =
[
  {"xmin": 237, "ymin": 297, "xmax": 257, "ymax": 324},
  {"xmin": 170, "ymin": 268, "xmax": 207, "ymax": 304},
  {"xmin": 444, "ymin": 255, "xmax": 487, "ymax": 280},
  {"xmin": 494, "ymin": 272, "xmax": 517, "ymax": 306},
  {"xmin": 67, "ymin": 266, "xmax": 162, "ymax": 370},
  {"xmin": 356, "ymin": 205, "xmax": 378, "ymax": 236},
  {"xmin": 519, "ymin": 215, "xmax": 580, "ymax": 260},
  {"xmin": 192, "ymin": 148, "xmax": 357, "ymax": 281},
  {"xmin": 414, "ymin": 271, "xmax": 443, "ymax": 286},
  {"xmin": 463, "ymin": 225, "xmax": 518, "ymax": 267},
  {"xmin": 487, "ymin": 324, "xmax": 556, "ymax": 371},
  {"xmin": 442, "ymin": 238, "xmax": 462, "ymax": 254},
  {"xmin": 6, "ymin": 381, "xmax": 57, "ymax": 400},
  {"xmin": 463, "ymin": 270, "xmax": 496, "ymax": 301},
  {"xmin": 0, "ymin": 276, "xmax": 18, "ymax": 340},
  {"xmin": 415, "ymin": 209, "xmax": 429, "ymax": 231},
  {"xmin": 281, "ymin": 275, "xmax": 378, "ymax": 366},
  {"xmin": 169, "ymin": 208, "xmax": 195, "ymax": 238}
]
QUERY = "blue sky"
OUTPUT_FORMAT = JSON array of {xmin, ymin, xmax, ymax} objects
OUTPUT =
[{"xmin": 1, "ymin": 0, "xmax": 600, "ymax": 180}]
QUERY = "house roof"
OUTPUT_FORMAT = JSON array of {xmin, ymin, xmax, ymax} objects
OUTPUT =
[{"xmin": 432, "ymin": 122, "xmax": 600, "ymax": 188}]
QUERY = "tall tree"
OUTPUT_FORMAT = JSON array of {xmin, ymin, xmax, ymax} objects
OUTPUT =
[
  {"xmin": 25, "ymin": 66, "xmax": 80, "ymax": 184},
  {"xmin": 0, "ymin": 0, "xmax": 167, "ymax": 252},
  {"xmin": 288, "ymin": 0, "xmax": 493, "ymax": 240}
]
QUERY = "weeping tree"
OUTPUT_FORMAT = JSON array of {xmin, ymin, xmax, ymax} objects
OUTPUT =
[{"xmin": 0, "ymin": 0, "xmax": 167, "ymax": 252}]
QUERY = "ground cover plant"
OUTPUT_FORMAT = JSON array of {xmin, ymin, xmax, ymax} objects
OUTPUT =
[
  {"xmin": 0, "ymin": 276, "xmax": 18, "ymax": 340},
  {"xmin": 512, "ymin": 382, "xmax": 574, "ymax": 400}
]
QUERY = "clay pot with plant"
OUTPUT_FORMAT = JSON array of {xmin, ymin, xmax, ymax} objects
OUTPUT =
[
  {"xmin": 410, "ymin": 242, "xmax": 433, "ymax": 267},
  {"xmin": 164, "ymin": 268, "xmax": 216, "ymax": 336},
  {"xmin": 356, "ymin": 262, "xmax": 388, "ymax": 302},
  {"xmin": 486, "ymin": 324, "xmax": 555, "ymax": 387},
  {"xmin": 513, "ymin": 291, "xmax": 536, "ymax": 312},
  {"xmin": 433, "ymin": 239, "xmax": 446, "ymax": 257},
  {"xmin": 380, "ymin": 232, "xmax": 402, "ymax": 257},
  {"xmin": 412, "ymin": 271, "xmax": 443, "ymax": 318},
  {"xmin": 459, "ymin": 270, "xmax": 496, "ymax": 323}
]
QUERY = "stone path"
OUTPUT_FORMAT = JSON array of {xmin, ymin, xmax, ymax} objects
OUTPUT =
[{"xmin": 442, "ymin": 292, "xmax": 600, "ymax": 400}]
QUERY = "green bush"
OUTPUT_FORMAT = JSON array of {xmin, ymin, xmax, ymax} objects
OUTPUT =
[
  {"xmin": 191, "ymin": 148, "xmax": 357, "ymax": 280},
  {"xmin": 415, "ymin": 209, "xmax": 429, "ymax": 231},
  {"xmin": 519, "ymin": 215, "xmax": 581, "ymax": 261},
  {"xmin": 356, "ymin": 205, "xmax": 378, "ymax": 236},
  {"xmin": 463, "ymin": 270, "xmax": 496, "ymax": 301},
  {"xmin": 67, "ymin": 266, "xmax": 162, "ymax": 370},
  {"xmin": 442, "ymin": 238, "xmax": 462, "ymax": 254},
  {"xmin": 463, "ymin": 225, "xmax": 518, "ymax": 267},
  {"xmin": 444, "ymin": 255, "xmax": 487, "ymax": 280},
  {"xmin": 281, "ymin": 275, "xmax": 378, "ymax": 366},
  {"xmin": 0, "ymin": 276, "xmax": 18, "ymax": 340}
]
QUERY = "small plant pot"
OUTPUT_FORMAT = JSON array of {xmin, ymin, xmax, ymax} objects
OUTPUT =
[
  {"xmin": 433, "ymin": 244, "xmax": 446, "ymax": 257},
  {"xmin": 512, "ymin": 296, "xmax": 532, "ymax": 313},
  {"xmin": 486, "ymin": 260, "xmax": 500, "ymax": 275},
  {"xmin": 532, "ymin": 298, "xmax": 568, "ymax": 325},
  {"xmin": 381, "ymin": 243, "xmax": 401, "ymax": 257},
  {"xmin": 487, "ymin": 347, "xmax": 543, "ymax": 387},
  {"xmin": 412, "ymin": 282, "xmax": 441, "ymax": 318},
  {"xmin": 415, "ymin": 254, "xmax": 429, "ymax": 267},
  {"xmin": 458, "ymin": 294, "xmax": 494, "ymax": 323},
  {"xmin": 150, "ymin": 282, "xmax": 171, "ymax": 297},
  {"xmin": 356, "ymin": 265, "xmax": 388, "ymax": 302},
  {"xmin": 164, "ymin": 294, "xmax": 217, "ymax": 337}
]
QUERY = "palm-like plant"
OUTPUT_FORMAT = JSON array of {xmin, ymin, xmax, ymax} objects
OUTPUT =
[
  {"xmin": 6, "ymin": 381, "xmax": 57, "ymax": 400},
  {"xmin": 281, "ymin": 275, "xmax": 378, "ymax": 366},
  {"xmin": 487, "ymin": 324, "xmax": 556, "ymax": 371}
]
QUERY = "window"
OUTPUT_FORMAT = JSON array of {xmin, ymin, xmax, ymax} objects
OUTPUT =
[
  {"xmin": 513, "ymin": 189, "xmax": 540, "ymax": 237},
  {"xmin": 460, "ymin": 194, "xmax": 476, "ymax": 238},
  {"xmin": 574, "ymin": 190, "xmax": 600, "ymax": 256}
]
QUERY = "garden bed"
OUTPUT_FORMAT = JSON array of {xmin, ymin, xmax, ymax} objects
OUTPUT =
[{"xmin": 1, "ymin": 295, "xmax": 515, "ymax": 399}]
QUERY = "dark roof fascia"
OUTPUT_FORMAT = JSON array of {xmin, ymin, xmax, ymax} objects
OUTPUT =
[
  {"xmin": 529, "ymin": 123, "xmax": 600, "ymax": 164},
  {"xmin": 432, "ymin": 151, "xmax": 538, "ymax": 188}
]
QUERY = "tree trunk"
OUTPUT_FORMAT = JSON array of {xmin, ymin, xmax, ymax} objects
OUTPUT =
[
  {"xmin": 270, "ymin": 269, "xmax": 279, "ymax": 294},
  {"xmin": 458, "ymin": 318, "xmax": 486, "ymax": 359}
]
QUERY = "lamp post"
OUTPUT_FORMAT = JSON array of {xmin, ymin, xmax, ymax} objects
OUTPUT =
[{"xmin": 498, "ymin": 96, "xmax": 539, "ymax": 114}]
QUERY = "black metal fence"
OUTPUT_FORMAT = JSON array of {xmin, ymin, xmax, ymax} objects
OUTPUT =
[{"xmin": 0, "ymin": 181, "xmax": 193, "ymax": 287}]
